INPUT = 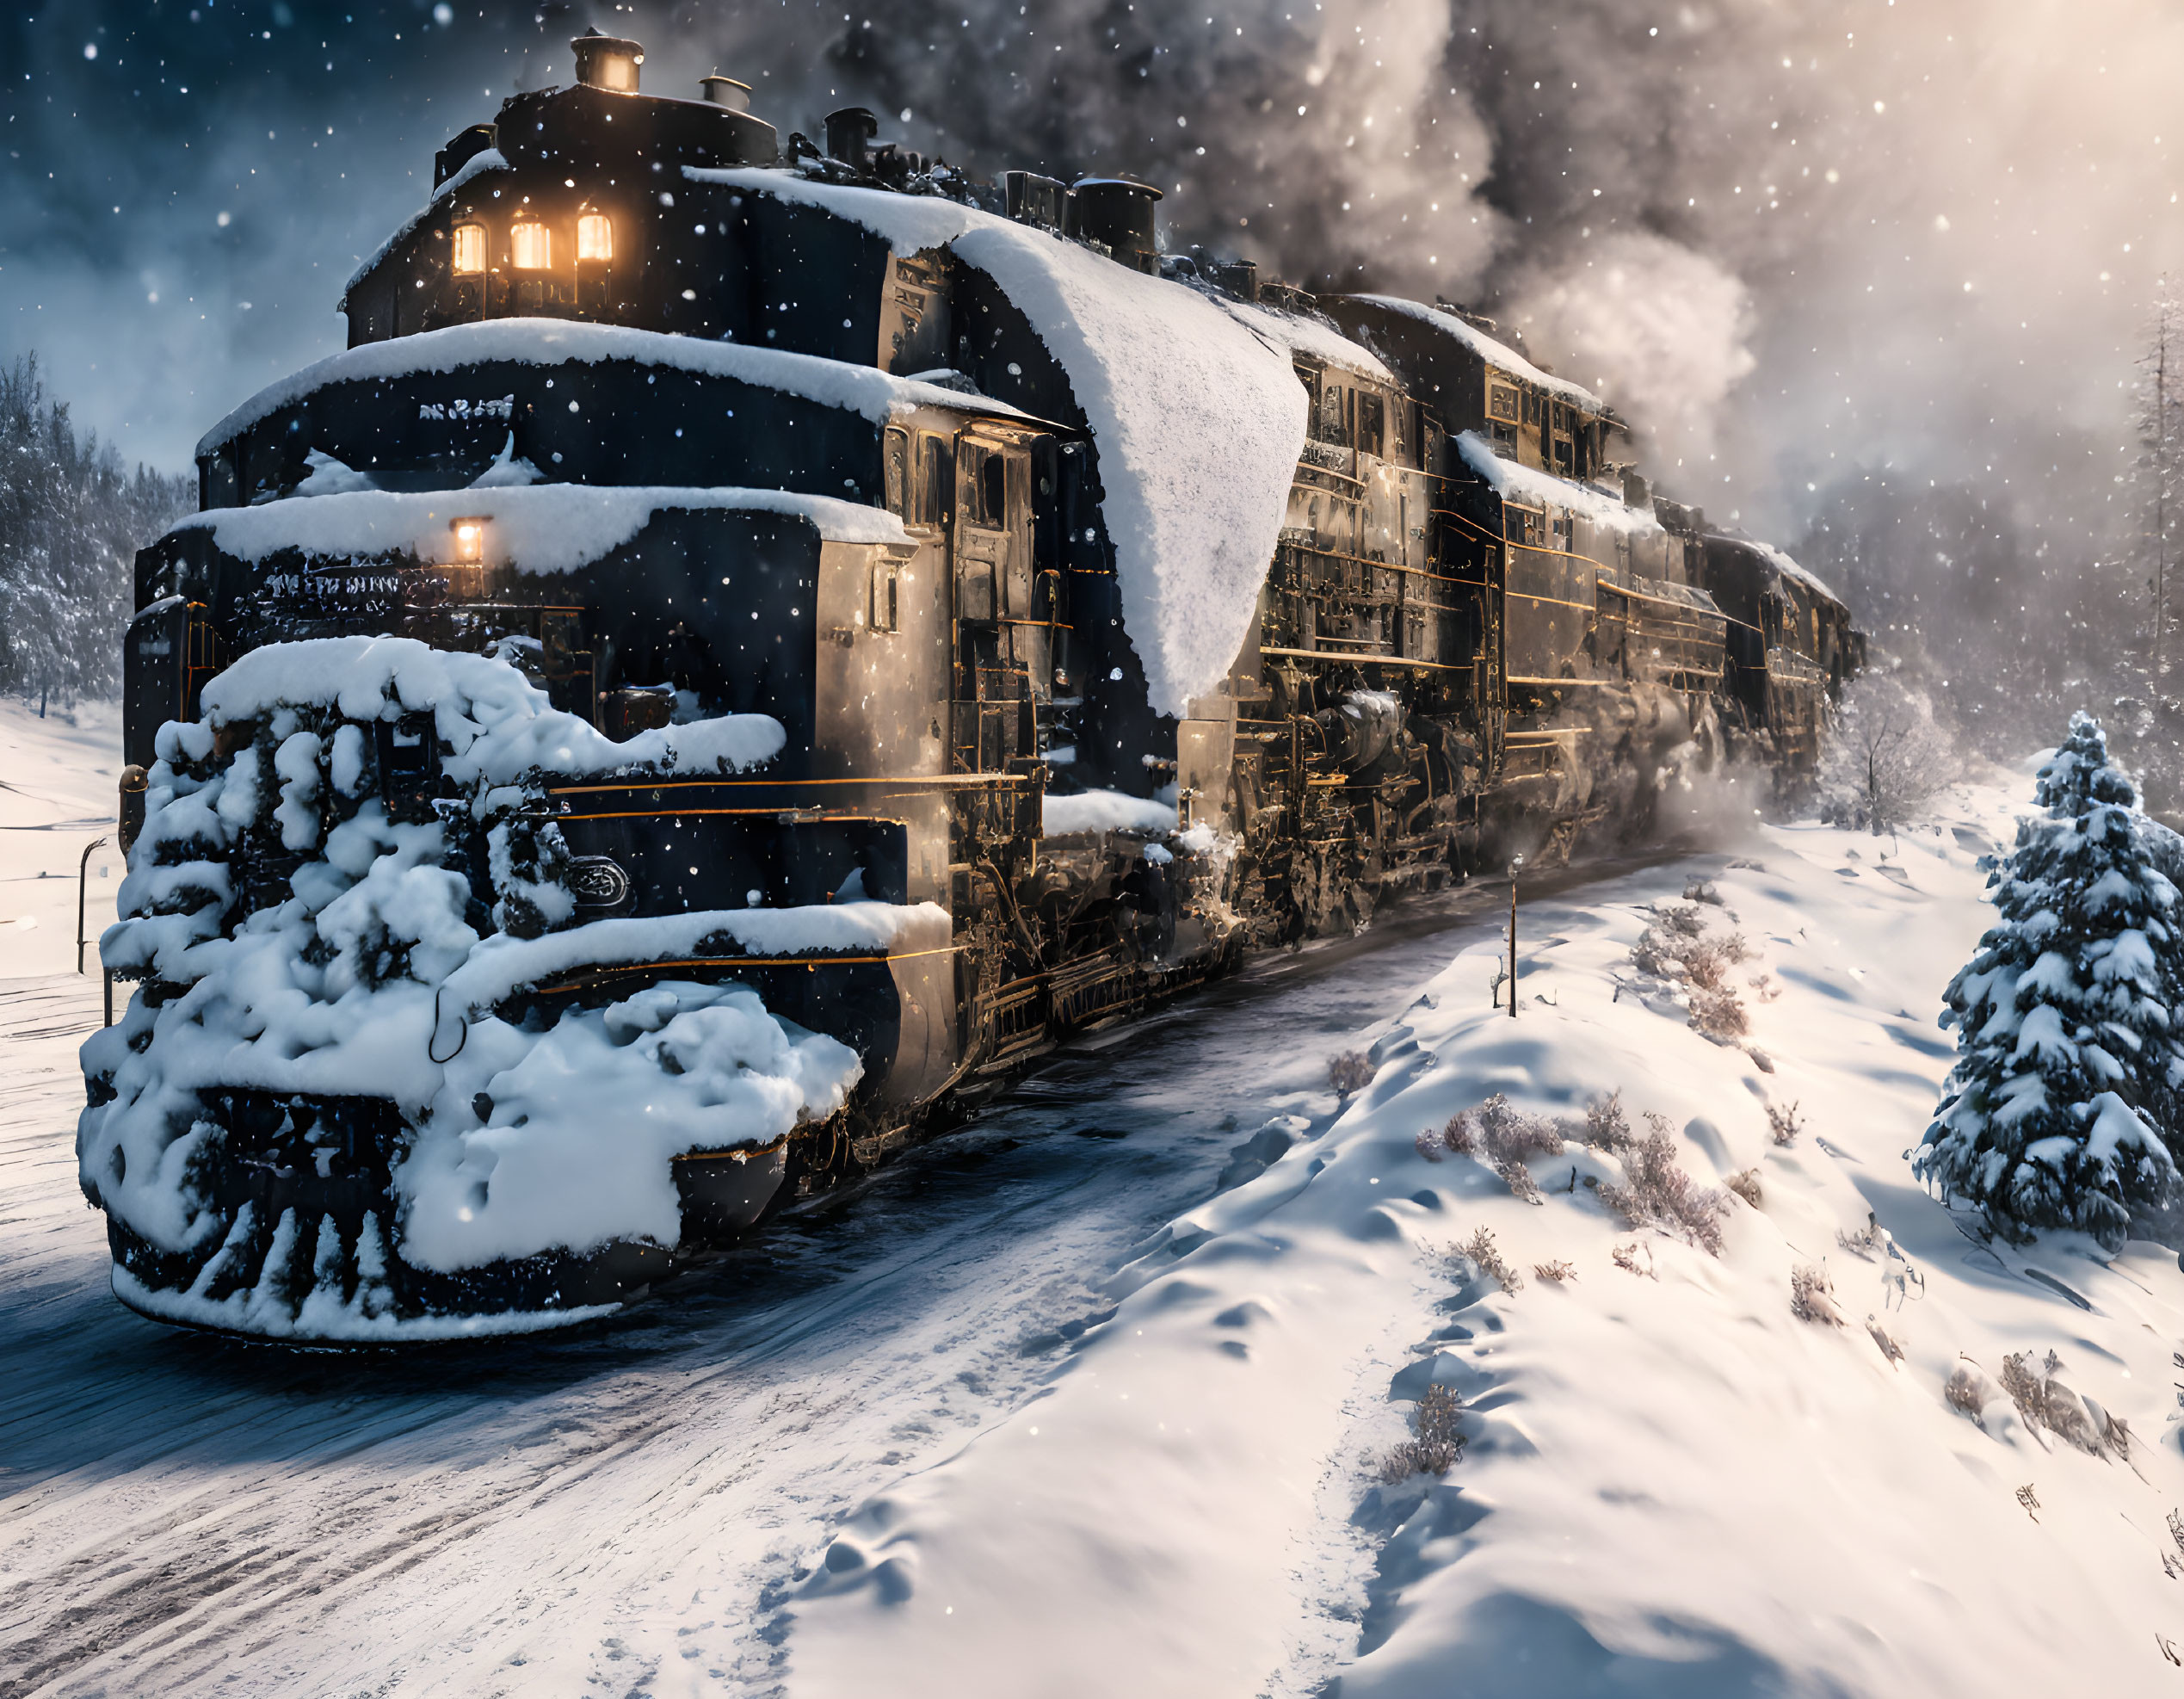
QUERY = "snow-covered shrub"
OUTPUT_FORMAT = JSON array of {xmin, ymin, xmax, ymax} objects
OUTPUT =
[
  {"xmin": 1327, "ymin": 1050, "xmax": 1376, "ymax": 1099},
  {"xmin": 1440, "ymin": 1109, "xmax": 1480, "ymax": 1158},
  {"xmin": 1767, "ymin": 1099, "xmax": 1805, "ymax": 1146},
  {"xmin": 1944, "ymin": 1360, "xmax": 1996, "ymax": 1421},
  {"xmin": 1999, "ymin": 1349, "xmax": 2104, "ymax": 1454},
  {"xmin": 1456, "ymin": 1226, "xmax": 1523, "ymax": 1294},
  {"xmin": 1725, "ymin": 1167, "xmax": 1763, "ymax": 1208},
  {"xmin": 1441, "ymin": 1095, "xmax": 1568, "ymax": 1202},
  {"xmin": 1532, "ymin": 1257, "xmax": 1576, "ymax": 1284},
  {"xmin": 1865, "ymin": 1314, "xmax": 1906, "ymax": 1368},
  {"xmin": 1379, "ymin": 1382, "xmax": 1465, "ymax": 1483},
  {"xmin": 1581, "ymin": 1089, "xmax": 1636, "ymax": 1152},
  {"xmin": 1819, "ymin": 669, "xmax": 1960, "ymax": 835},
  {"xmin": 1632, "ymin": 904, "xmax": 1755, "ymax": 1044},
  {"xmin": 1610, "ymin": 1240, "xmax": 1656, "ymax": 1278},
  {"xmin": 1412, "ymin": 1127, "xmax": 1445, "ymax": 1163},
  {"xmin": 1790, "ymin": 1263, "xmax": 1844, "ymax": 1325},
  {"xmin": 1916, "ymin": 713, "xmax": 2184, "ymax": 1251},
  {"xmin": 1688, "ymin": 983, "xmax": 1750, "ymax": 1041},
  {"xmin": 1595, "ymin": 1124, "xmax": 1729, "ymax": 1255}
]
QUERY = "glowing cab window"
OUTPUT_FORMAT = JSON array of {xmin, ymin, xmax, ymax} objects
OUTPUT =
[
  {"xmin": 577, "ymin": 213, "xmax": 613, "ymax": 262},
  {"xmin": 450, "ymin": 517, "xmax": 487, "ymax": 563},
  {"xmin": 451, "ymin": 223, "xmax": 486, "ymax": 275},
  {"xmin": 509, "ymin": 222, "xmax": 552, "ymax": 270}
]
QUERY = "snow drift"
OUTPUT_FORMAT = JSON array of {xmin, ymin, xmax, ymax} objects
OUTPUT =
[{"xmin": 786, "ymin": 770, "xmax": 2184, "ymax": 1697}]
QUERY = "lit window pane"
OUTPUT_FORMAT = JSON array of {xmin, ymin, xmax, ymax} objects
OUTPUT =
[
  {"xmin": 450, "ymin": 518, "xmax": 486, "ymax": 563},
  {"xmin": 577, "ymin": 213, "xmax": 613, "ymax": 262},
  {"xmin": 452, "ymin": 224, "xmax": 486, "ymax": 275},
  {"xmin": 509, "ymin": 222, "xmax": 551, "ymax": 270}
]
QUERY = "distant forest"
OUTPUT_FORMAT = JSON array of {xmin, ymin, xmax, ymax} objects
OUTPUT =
[{"xmin": 0, "ymin": 356, "xmax": 191, "ymax": 710}]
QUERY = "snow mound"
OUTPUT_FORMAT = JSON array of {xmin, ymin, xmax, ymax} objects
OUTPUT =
[
  {"xmin": 399, "ymin": 979, "xmax": 859, "ymax": 1273},
  {"xmin": 787, "ymin": 775, "xmax": 2184, "ymax": 1697},
  {"xmin": 686, "ymin": 169, "xmax": 1392, "ymax": 717},
  {"xmin": 173, "ymin": 483, "xmax": 906, "ymax": 574},
  {"xmin": 80, "ymin": 639, "xmax": 882, "ymax": 1280}
]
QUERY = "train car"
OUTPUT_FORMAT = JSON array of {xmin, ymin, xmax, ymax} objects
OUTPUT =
[{"xmin": 78, "ymin": 31, "xmax": 1860, "ymax": 1341}]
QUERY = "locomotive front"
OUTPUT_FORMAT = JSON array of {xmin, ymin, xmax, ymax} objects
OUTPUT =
[{"xmin": 79, "ymin": 44, "xmax": 1000, "ymax": 1339}]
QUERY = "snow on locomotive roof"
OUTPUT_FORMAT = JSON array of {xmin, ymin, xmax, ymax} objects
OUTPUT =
[
  {"xmin": 342, "ymin": 146, "xmax": 512, "ymax": 298},
  {"xmin": 1453, "ymin": 431, "xmax": 1663, "ymax": 538},
  {"xmin": 1351, "ymin": 293, "xmax": 1606, "ymax": 411},
  {"xmin": 1734, "ymin": 535, "xmax": 1842, "ymax": 605},
  {"xmin": 687, "ymin": 166, "xmax": 1397, "ymax": 717},
  {"xmin": 171, "ymin": 483, "xmax": 909, "ymax": 572},
  {"xmin": 195, "ymin": 320, "xmax": 1028, "ymax": 461}
]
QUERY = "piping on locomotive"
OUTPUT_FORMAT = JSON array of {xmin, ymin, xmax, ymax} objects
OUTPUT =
[{"xmin": 79, "ymin": 32, "xmax": 1863, "ymax": 1341}]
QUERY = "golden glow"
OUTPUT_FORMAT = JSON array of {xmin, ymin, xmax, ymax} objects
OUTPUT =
[
  {"xmin": 577, "ymin": 213, "xmax": 614, "ymax": 263},
  {"xmin": 451, "ymin": 223, "xmax": 486, "ymax": 275},
  {"xmin": 450, "ymin": 517, "xmax": 487, "ymax": 563},
  {"xmin": 509, "ymin": 222, "xmax": 552, "ymax": 269}
]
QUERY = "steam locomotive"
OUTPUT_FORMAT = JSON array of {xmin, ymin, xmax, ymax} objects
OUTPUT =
[{"xmin": 78, "ymin": 30, "xmax": 1860, "ymax": 1341}]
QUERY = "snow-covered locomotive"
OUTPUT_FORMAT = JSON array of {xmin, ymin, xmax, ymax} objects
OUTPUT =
[{"xmin": 79, "ymin": 31, "xmax": 1860, "ymax": 1341}]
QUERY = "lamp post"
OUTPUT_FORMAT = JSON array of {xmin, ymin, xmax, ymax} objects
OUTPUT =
[
  {"xmin": 1508, "ymin": 854, "xmax": 1524, "ymax": 1018},
  {"xmin": 77, "ymin": 835, "xmax": 111, "ymax": 974}
]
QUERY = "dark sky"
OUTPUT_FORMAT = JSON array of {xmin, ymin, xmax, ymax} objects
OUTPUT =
[
  {"xmin": 3, "ymin": 0, "xmax": 2179, "ymax": 551},
  {"xmin": 1, "ymin": 2, "xmax": 622, "ymax": 470}
]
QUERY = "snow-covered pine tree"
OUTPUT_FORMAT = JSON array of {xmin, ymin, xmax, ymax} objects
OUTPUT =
[
  {"xmin": 0, "ymin": 354, "xmax": 190, "ymax": 707},
  {"xmin": 1917, "ymin": 713, "xmax": 2184, "ymax": 1250}
]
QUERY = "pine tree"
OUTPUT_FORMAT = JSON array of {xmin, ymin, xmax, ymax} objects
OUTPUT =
[
  {"xmin": 1916, "ymin": 713, "xmax": 2184, "ymax": 1250},
  {"xmin": 2139, "ymin": 282, "xmax": 2184, "ymax": 701},
  {"xmin": 0, "ymin": 354, "xmax": 190, "ymax": 707}
]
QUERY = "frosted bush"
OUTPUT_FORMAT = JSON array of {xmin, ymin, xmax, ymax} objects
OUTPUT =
[
  {"xmin": 1596, "ymin": 1127, "xmax": 1728, "ymax": 1256},
  {"xmin": 1456, "ymin": 1226, "xmax": 1523, "ymax": 1294},
  {"xmin": 1581, "ymin": 1089, "xmax": 1637, "ymax": 1153},
  {"xmin": 1944, "ymin": 1360, "xmax": 1996, "ymax": 1420},
  {"xmin": 1999, "ymin": 1349, "xmax": 2104, "ymax": 1454},
  {"xmin": 1327, "ymin": 1050, "xmax": 1376, "ymax": 1099},
  {"xmin": 1790, "ymin": 1263, "xmax": 1844, "ymax": 1325},
  {"xmin": 1864, "ymin": 1314, "xmax": 1907, "ymax": 1368},
  {"xmin": 1379, "ymin": 1382, "xmax": 1465, "ymax": 1483},
  {"xmin": 1441, "ymin": 1094, "xmax": 1568, "ymax": 1202}
]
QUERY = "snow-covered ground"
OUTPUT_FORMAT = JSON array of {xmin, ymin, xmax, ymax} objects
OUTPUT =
[
  {"xmin": 9, "ymin": 736, "xmax": 2183, "ymax": 1696},
  {"xmin": 0, "ymin": 696, "xmax": 122, "ymax": 981}
]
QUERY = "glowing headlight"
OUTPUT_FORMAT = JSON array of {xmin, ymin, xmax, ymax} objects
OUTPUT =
[
  {"xmin": 451, "ymin": 223, "xmax": 486, "ymax": 275},
  {"xmin": 577, "ymin": 213, "xmax": 613, "ymax": 262},
  {"xmin": 450, "ymin": 517, "xmax": 487, "ymax": 563},
  {"xmin": 509, "ymin": 221, "xmax": 552, "ymax": 270}
]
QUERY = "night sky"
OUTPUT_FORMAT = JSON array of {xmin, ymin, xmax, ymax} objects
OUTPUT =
[{"xmin": 0, "ymin": 2, "xmax": 854, "ymax": 471}]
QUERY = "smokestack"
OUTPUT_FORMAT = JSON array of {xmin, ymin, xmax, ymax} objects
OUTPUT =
[
  {"xmin": 1071, "ymin": 177, "xmax": 1164, "ymax": 275},
  {"xmin": 570, "ymin": 28, "xmax": 644, "ymax": 95},
  {"xmin": 700, "ymin": 73, "xmax": 753, "ymax": 113},
  {"xmin": 824, "ymin": 107, "xmax": 879, "ymax": 173}
]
